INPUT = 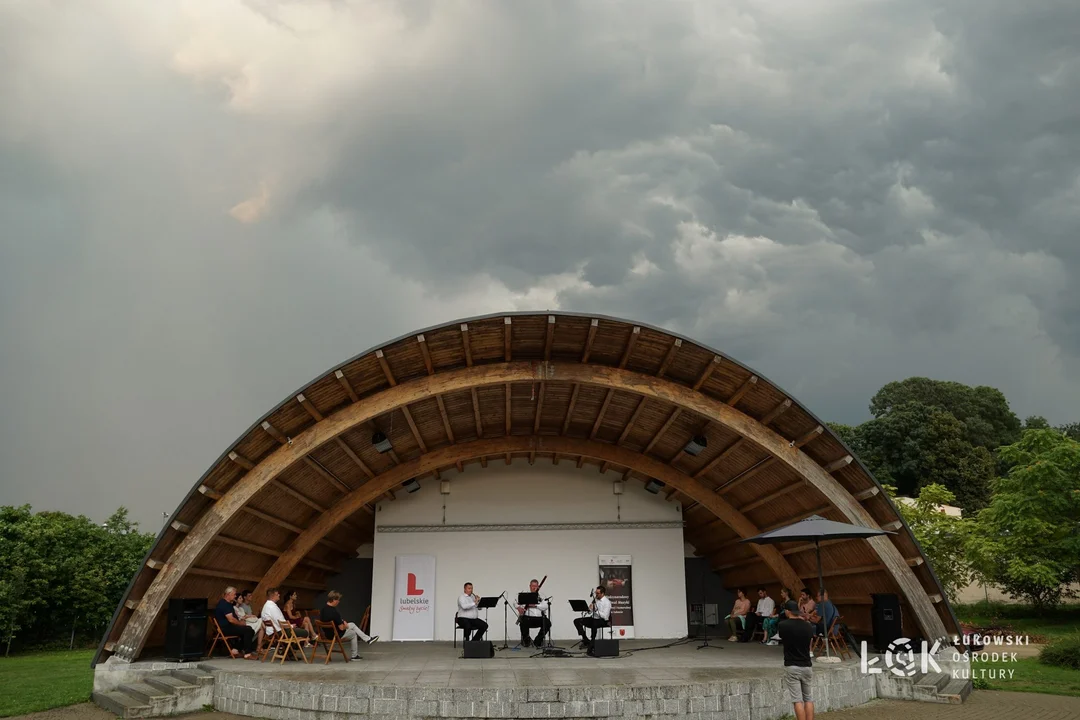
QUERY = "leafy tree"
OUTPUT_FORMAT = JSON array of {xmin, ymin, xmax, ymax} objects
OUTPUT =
[
  {"xmin": 1023, "ymin": 415, "xmax": 1051, "ymax": 430},
  {"xmin": 0, "ymin": 505, "xmax": 153, "ymax": 652},
  {"xmin": 1058, "ymin": 422, "xmax": 1080, "ymax": 442},
  {"xmin": 888, "ymin": 484, "xmax": 973, "ymax": 603},
  {"xmin": 868, "ymin": 377, "xmax": 1021, "ymax": 451},
  {"xmin": 967, "ymin": 429, "xmax": 1080, "ymax": 610},
  {"xmin": 856, "ymin": 402, "xmax": 995, "ymax": 511}
]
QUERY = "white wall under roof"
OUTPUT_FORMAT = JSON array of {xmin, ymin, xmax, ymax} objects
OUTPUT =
[{"xmin": 369, "ymin": 463, "xmax": 688, "ymax": 641}]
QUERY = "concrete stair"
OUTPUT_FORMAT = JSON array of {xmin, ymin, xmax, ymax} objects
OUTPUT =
[
  {"xmin": 92, "ymin": 667, "xmax": 214, "ymax": 718},
  {"xmin": 911, "ymin": 671, "xmax": 972, "ymax": 704}
]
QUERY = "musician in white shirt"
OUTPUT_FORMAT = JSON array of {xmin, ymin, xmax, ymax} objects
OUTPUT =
[
  {"xmin": 455, "ymin": 582, "xmax": 488, "ymax": 641},
  {"xmin": 573, "ymin": 585, "xmax": 612, "ymax": 649},
  {"xmin": 515, "ymin": 578, "xmax": 550, "ymax": 648}
]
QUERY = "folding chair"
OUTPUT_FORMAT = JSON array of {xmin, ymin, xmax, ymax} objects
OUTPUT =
[
  {"xmin": 810, "ymin": 615, "xmax": 851, "ymax": 660},
  {"xmin": 207, "ymin": 617, "xmax": 240, "ymax": 658},
  {"xmin": 269, "ymin": 622, "xmax": 311, "ymax": 664},
  {"xmin": 453, "ymin": 611, "xmax": 462, "ymax": 649},
  {"xmin": 258, "ymin": 619, "xmax": 280, "ymax": 662},
  {"xmin": 312, "ymin": 620, "xmax": 351, "ymax": 664},
  {"xmin": 360, "ymin": 605, "xmax": 371, "ymax": 635}
]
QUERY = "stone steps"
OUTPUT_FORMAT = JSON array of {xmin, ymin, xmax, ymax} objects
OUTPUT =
[
  {"xmin": 91, "ymin": 690, "xmax": 151, "ymax": 719},
  {"xmin": 938, "ymin": 678, "xmax": 973, "ymax": 704},
  {"xmin": 91, "ymin": 667, "xmax": 215, "ymax": 718}
]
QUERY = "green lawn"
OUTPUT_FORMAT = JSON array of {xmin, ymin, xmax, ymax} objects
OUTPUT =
[
  {"xmin": 955, "ymin": 602, "xmax": 1080, "ymax": 697},
  {"xmin": 973, "ymin": 656, "xmax": 1080, "ymax": 697},
  {"xmin": 0, "ymin": 650, "xmax": 94, "ymax": 717},
  {"xmin": 954, "ymin": 602, "xmax": 1080, "ymax": 641}
]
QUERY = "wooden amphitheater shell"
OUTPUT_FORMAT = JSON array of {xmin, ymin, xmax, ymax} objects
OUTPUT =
[{"xmin": 95, "ymin": 312, "xmax": 960, "ymax": 664}]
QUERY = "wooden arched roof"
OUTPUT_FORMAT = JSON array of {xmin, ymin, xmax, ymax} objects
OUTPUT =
[{"xmin": 96, "ymin": 312, "xmax": 959, "ymax": 664}]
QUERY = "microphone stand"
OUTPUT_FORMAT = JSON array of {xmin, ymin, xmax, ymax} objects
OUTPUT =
[
  {"xmin": 697, "ymin": 562, "xmax": 721, "ymax": 650},
  {"xmin": 498, "ymin": 591, "xmax": 509, "ymax": 651}
]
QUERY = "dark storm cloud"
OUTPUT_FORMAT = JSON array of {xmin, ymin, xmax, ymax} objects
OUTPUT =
[{"xmin": 0, "ymin": 0, "xmax": 1078, "ymax": 528}]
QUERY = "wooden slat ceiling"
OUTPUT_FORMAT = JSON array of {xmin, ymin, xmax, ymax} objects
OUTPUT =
[{"xmin": 95, "ymin": 312, "xmax": 958, "ymax": 663}]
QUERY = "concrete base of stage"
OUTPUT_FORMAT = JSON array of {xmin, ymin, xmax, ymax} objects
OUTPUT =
[{"xmin": 95, "ymin": 638, "xmax": 972, "ymax": 719}]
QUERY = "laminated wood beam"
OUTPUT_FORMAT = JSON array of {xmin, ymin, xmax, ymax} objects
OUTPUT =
[{"xmin": 112, "ymin": 360, "xmax": 943, "ymax": 661}]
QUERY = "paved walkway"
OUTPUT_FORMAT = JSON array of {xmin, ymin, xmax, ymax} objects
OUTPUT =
[
  {"xmin": 818, "ymin": 690, "xmax": 1080, "ymax": 719},
  {"xmin": 13, "ymin": 691, "xmax": 1080, "ymax": 719}
]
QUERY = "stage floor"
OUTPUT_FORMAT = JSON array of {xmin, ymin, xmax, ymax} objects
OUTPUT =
[{"xmin": 201, "ymin": 637, "xmax": 847, "ymax": 687}]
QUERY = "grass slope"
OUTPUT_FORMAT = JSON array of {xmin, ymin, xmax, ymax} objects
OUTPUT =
[{"xmin": 0, "ymin": 650, "xmax": 94, "ymax": 718}]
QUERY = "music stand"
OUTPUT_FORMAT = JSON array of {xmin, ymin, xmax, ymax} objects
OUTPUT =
[
  {"xmin": 477, "ymin": 596, "xmax": 498, "ymax": 642},
  {"xmin": 569, "ymin": 599, "xmax": 590, "ymax": 650}
]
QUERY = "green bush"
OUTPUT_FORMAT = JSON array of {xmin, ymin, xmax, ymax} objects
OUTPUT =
[{"xmin": 1039, "ymin": 636, "xmax": 1080, "ymax": 671}]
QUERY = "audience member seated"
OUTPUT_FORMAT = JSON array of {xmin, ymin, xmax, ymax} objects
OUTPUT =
[
  {"xmin": 725, "ymin": 588, "xmax": 751, "ymax": 642},
  {"xmin": 282, "ymin": 590, "xmax": 315, "ymax": 648},
  {"xmin": 321, "ymin": 590, "xmax": 379, "ymax": 660},
  {"xmin": 215, "ymin": 586, "xmax": 256, "ymax": 659},
  {"xmin": 763, "ymin": 588, "xmax": 791, "ymax": 645},
  {"xmin": 811, "ymin": 589, "xmax": 838, "ymax": 636},
  {"xmin": 739, "ymin": 586, "xmax": 775, "ymax": 642},
  {"xmin": 232, "ymin": 589, "xmax": 264, "ymax": 652},
  {"xmin": 260, "ymin": 587, "xmax": 308, "ymax": 646},
  {"xmin": 798, "ymin": 587, "xmax": 816, "ymax": 622}
]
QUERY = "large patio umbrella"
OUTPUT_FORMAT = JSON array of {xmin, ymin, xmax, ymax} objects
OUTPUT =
[{"xmin": 740, "ymin": 515, "xmax": 894, "ymax": 662}]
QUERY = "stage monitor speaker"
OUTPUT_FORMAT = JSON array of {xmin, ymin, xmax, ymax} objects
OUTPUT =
[
  {"xmin": 165, "ymin": 598, "xmax": 207, "ymax": 661},
  {"xmin": 871, "ymin": 593, "xmax": 903, "ymax": 653},
  {"xmin": 463, "ymin": 640, "xmax": 494, "ymax": 658},
  {"xmin": 590, "ymin": 639, "xmax": 619, "ymax": 657}
]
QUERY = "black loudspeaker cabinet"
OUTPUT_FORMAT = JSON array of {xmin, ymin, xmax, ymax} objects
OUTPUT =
[
  {"xmin": 871, "ymin": 593, "xmax": 903, "ymax": 653},
  {"xmin": 589, "ymin": 639, "xmax": 619, "ymax": 657},
  {"xmin": 463, "ymin": 640, "xmax": 494, "ymax": 658},
  {"xmin": 165, "ymin": 598, "xmax": 208, "ymax": 661}
]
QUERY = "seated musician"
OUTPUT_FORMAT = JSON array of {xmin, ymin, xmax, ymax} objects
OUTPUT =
[
  {"xmin": 516, "ymin": 579, "xmax": 550, "ymax": 648},
  {"xmin": 573, "ymin": 586, "xmax": 611, "ymax": 650},
  {"xmin": 456, "ymin": 582, "xmax": 488, "ymax": 641}
]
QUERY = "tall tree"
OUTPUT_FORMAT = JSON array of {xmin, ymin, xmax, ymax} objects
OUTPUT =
[
  {"xmin": 0, "ymin": 505, "xmax": 152, "ymax": 651},
  {"xmin": 868, "ymin": 377, "xmax": 1021, "ymax": 451},
  {"xmin": 855, "ymin": 402, "xmax": 995, "ymax": 510},
  {"xmin": 967, "ymin": 430, "xmax": 1080, "ymax": 610},
  {"xmin": 888, "ymin": 484, "xmax": 973, "ymax": 603}
]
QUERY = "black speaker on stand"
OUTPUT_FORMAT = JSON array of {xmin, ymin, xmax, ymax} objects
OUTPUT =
[
  {"xmin": 165, "ymin": 598, "xmax": 208, "ymax": 661},
  {"xmin": 871, "ymin": 593, "xmax": 903, "ymax": 653}
]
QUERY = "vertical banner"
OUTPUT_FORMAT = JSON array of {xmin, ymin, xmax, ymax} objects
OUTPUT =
[
  {"xmin": 392, "ymin": 555, "xmax": 435, "ymax": 641},
  {"xmin": 598, "ymin": 554, "xmax": 634, "ymax": 639}
]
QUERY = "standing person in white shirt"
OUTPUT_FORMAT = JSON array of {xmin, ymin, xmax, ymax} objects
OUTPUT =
[
  {"xmin": 455, "ymin": 582, "xmax": 489, "ymax": 641},
  {"xmin": 515, "ymin": 579, "xmax": 550, "ymax": 648},
  {"xmin": 573, "ymin": 585, "xmax": 611, "ymax": 650},
  {"xmin": 740, "ymin": 586, "xmax": 776, "ymax": 642}
]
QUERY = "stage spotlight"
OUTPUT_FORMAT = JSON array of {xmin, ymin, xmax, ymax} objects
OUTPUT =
[
  {"xmin": 683, "ymin": 435, "xmax": 708, "ymax": 456},
  {"xmin": 403, "ymin": 478, "xmax": 420, "ymax": 493},
  {"xmin": 372, "ymin": 431, "xmax": 393, "ymax": 453},
  {"xmin": 644, "ymin": 479, "xmax": 665, "ymax": 494}
]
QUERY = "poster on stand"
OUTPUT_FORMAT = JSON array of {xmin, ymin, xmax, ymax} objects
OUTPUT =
[
  {"xmin": 598, "ymin": 554, "xmax": 634, "ymax": 639},
  {"xmin": 392, "ymin": 555, "xmax": 435, "ymax": 641}
]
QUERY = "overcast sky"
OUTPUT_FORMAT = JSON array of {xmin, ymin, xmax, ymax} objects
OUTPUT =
[{"xmin": 2, "ymin": 0, "xmax": 1078, "ymax": 531}]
